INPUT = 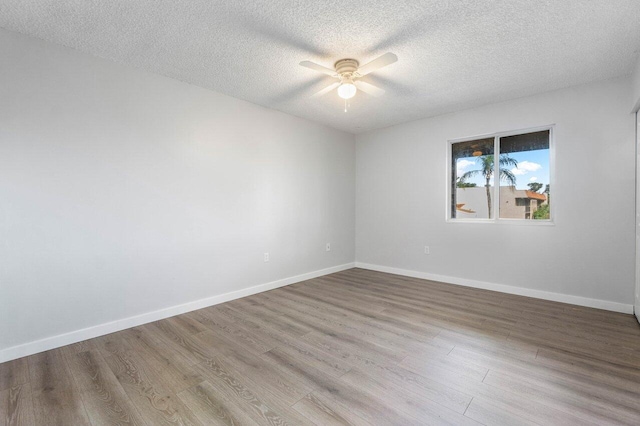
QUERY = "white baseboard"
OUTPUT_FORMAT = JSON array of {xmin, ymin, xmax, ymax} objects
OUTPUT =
[
  {"xmin": 355, "ymin": 262, "xmax": 634, "ymax": 314},
  {"xmin": 0, "ymin": 262, "xmax": 355, "ymax": 364}
]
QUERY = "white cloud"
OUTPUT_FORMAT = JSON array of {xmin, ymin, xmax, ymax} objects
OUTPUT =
[
  {"xmin": 511, "ymin": 161, "xmax": 541, "ymax": 176},
  {"xmin": 529, "ymin": 176, "xmax": 538, "ymax": 182},
  {"xmin": 456, "ymin": 159, "xmax": 475, "ymax": 174}
]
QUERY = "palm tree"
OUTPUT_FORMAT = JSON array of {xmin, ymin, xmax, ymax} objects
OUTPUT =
[{"xmin": 459, "ymin": 154, "xmax": 518, "ymax": 218}]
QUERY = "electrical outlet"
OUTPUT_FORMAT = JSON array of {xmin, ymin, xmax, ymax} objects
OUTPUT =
[
  {"xmin": 424, "ymin": 246, "xmax": 430, "ymax": 255},
  {"xmin": 326, "ymin": 243, "xmax": 331, "ymax": 252},
  {"xmin": 264, "ymin": 252, "xmax": 270, "ymax": 262}
]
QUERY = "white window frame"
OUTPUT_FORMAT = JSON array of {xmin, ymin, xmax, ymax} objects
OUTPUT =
[{"xmin": 446, "ymin": 125, "xmax": 555, "ymax": 225}]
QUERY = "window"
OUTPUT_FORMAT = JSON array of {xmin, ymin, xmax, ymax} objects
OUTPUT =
[{"xmin": 450, "ymin": 128, "xmax": 552, "ymax": 222}]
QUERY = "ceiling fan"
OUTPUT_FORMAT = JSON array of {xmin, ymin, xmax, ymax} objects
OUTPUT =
[{"xmin": 299, "ymin": 52, "xmax": 398, "ymax": 102}]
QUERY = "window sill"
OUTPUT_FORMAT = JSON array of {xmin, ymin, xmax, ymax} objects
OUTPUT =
[{"xmin": 446, "ymin": 219, "xmax": 555, "ymax": 226}]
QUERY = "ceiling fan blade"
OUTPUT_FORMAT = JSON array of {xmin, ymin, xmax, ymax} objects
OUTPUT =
[
  {"xmin": 300, "ymin": 61, "xmax": 337, "ymax": 76},
  {"xmin": 357, "ymin": 52, "xmax": 398, "ymax": 76},
  {"xmin": 355, "ymin": 80, "xmax": 385, "ymax": 97},
  {"xmin": 311, "ymin": 82, "xmax": 340, "ymax": 98}
]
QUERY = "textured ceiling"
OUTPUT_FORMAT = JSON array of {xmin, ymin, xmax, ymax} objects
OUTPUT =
[{"xmin": 1, "ymin": 1, "xmax": 640, "ymax": 134}]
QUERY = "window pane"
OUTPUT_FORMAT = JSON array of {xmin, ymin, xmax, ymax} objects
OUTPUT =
[
  {"xmin": 498, "ymin": 130, "xmax": 550, "ymax": 220},
  {"xmin": 451, "ymin": 138, "xmax": 495, "ymax": 219}
]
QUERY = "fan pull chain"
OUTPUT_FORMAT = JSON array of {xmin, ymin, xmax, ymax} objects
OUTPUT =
[{"xmin": 344, "ymin": 99, "xmax": 347, "ymax": 112}]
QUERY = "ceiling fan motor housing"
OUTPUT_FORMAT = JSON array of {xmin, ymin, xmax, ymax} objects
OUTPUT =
[{"xmin": 334, "ymin": 59, "xmax": 359, "ymax": 77}]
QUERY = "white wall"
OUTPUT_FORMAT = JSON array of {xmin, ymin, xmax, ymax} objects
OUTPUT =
[
  {"xmin": 0, "ymin": 29, "xmax": 355, "ymax": 357},
  {"xmin": 356, "ymin": 77, "xmax": 636, "ymax": 309},
  {"xmin": 631, "ymin": 54, "xmax": 640, "ymax": 112}
]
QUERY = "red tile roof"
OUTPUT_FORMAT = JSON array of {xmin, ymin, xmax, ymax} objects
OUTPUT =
[
  {"xmin": 525, "ymin": 190, "xmax": 546, "ymax": 201},
  {"xmin": 456, "ymin": 203, "xmax": 476, "ymax": 213}
]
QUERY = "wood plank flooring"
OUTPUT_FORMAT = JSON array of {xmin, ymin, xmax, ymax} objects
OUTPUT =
[{"xmin": 1, "ymin": 268, "xmax": 640, "ymax": 425}]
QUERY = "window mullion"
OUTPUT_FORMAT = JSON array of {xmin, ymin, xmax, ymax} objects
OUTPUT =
[{"xmin": 494, "ymin": 136, "xmax": 499, "ymax": 220}]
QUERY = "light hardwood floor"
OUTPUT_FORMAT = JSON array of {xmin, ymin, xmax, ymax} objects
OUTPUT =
[{"xmin": 2, "ymin": 268, "xmax": 640, "ymax": 425}]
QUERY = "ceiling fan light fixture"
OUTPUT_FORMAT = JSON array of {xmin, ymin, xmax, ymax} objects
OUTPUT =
[
  {"xmin": 472, "ymin": 150, "xmax": 483, "ymax": 157},
  {"xmin": 337, "ymin": 81, "xmax": 357, "ymax": 99},
  {"xmin": 301, "ymin": 53, "xmax": 397, "ymax": 104}
]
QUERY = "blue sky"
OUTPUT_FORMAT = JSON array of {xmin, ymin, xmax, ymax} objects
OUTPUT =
[{"xmin": 456, "ymin": 149, "xmax": 550, "ymax": 190}]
